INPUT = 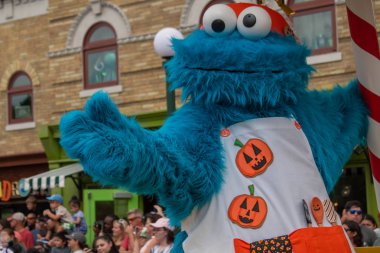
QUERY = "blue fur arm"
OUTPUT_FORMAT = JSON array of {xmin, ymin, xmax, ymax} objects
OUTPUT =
[
  {"xmin": 295, "ymin": 80, "xmax": 368, "ymax": 192},
  {"xmin": 60, "ymin": 92, "xmax": 224, "ymax": 224},
  {"xmin": 60, "ymin": 92, "xmax": 156, "ymax": 188}
]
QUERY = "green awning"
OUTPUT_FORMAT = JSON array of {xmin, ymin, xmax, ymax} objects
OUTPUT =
[{"xmin": 22, "ymin": 163, "xmax": 83, "ymax": 191}]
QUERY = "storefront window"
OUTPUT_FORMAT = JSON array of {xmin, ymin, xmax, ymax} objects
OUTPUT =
[
  {"xmin": 289, "ymin": 0, "xmax": 336, "ymax": 55},
  {"xmin": 83, "ymin": 22, "xmax": 118, "ymax": 89},
  {"xmin": 7, "ymin": 72, "xmax": 33, "ymax": 124}
]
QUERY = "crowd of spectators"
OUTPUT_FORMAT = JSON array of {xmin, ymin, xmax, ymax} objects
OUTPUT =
[
  {"xmin": 0, "ymin": 195, "xmax": 174, "ymax": 253},
  {"xmin": 2, "ymin": 194, "xmax": 380, "ymax": 252},
  {"xmin": 341, "ymin": 200, "xmax": 380, "ymax": 247}
]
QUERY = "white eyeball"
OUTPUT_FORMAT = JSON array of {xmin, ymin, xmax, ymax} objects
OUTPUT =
[
  {"xmin": 237, "ymin": 6, "xmax": 272, "ymax": 40},
  {"xmin": 203, "ymin": 4, "xmax": 237, "ymax": 37}
]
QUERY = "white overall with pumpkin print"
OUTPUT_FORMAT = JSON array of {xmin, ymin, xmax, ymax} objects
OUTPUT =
[{"xmin": 181, "ymin": 117, "xmax": 353, "ymax": 253}]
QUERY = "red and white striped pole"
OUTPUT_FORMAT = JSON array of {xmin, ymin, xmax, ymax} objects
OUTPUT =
[{"xmin": 346, "ymin": 0, "xmax": 380, "ymax": 213}]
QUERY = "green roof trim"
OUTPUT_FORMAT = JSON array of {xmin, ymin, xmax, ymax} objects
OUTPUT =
[{"xmin": 38, "ymin": 110, "xmax": 168, "ymax": 167}]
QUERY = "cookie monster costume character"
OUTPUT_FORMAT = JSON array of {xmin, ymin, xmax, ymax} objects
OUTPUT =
[{"xmin": 60, "ymin": 2, "xmax": 368, "ymax": 253}]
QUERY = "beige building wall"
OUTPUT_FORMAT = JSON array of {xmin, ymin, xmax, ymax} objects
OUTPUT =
[{"xmin": 0, "ymin": 0, "xmax": 379, "ymax": 157}]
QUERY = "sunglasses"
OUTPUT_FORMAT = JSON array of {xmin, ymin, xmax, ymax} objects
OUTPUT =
[
  {"xmin": 128, "ymin": 216, "xmax": 141, "ymax": 222},
  {"xmin": 349, "ymin": 209, "xmax": 362, "ymax": 215}
]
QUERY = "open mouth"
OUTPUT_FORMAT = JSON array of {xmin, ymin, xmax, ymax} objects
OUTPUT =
[{"xmin": 188, "ymin": 67, "xmax": 283, "ymax": 74}]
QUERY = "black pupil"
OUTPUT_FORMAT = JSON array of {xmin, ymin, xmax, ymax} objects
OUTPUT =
[
  {"xmin": 212, "ymin": 19, "xmax": 225, "ymax": 33},
  {"xmin": 243, "ymin": 14, "xmax": 256, "ymax": 28}
]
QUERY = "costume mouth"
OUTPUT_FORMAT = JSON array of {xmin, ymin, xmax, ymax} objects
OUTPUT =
[
  {"xmin": 188, "ymin": 67, "xmax": 283, "ymax": 74},
  {"xmin": 252, "ymin": 157, "xmax": 267, "ymax": 170},
  {"xmin": 239, "ymin": 216, "xmax": 254, "ymax": 224}
]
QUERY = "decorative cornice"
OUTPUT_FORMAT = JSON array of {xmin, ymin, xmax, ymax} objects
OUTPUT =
[
  {"xmin": 4, "ymin": 0, "xmax": 42, "ymax": 7},
  {"xmin": 49, "ymin": 25, "xmax": 198, "ymax": 58},
  {"xmin": 180, "ymin": 0, "xmax": 194, "ymax": 27},
  {"xmin": 48, "ymin": 47, "xmax": 82, "ymax": 58},
  {"xmin": 66, "ymin": 2, "xmax": 131, "ymax": 48}
]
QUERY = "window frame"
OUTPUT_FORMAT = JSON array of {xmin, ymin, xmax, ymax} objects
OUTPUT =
[
  {"xmin": 83, "ymin": 22, "xmax": 119, "ymax": 89},
  {"xmin": 289, "ymin": 0, "xmax": 337, "ymax": 55},
  {"xmin": 7, "ymin": 72, "xmax": 34, "ymax": 124}
]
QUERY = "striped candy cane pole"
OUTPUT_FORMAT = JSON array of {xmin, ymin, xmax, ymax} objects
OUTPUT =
[{"xmin": 346, "ymin": 0, "xmax": 380, "ymax": 212}]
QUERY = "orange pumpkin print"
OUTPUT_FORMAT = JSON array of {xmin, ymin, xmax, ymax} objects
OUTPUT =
[
  {"xmin": 311, "ymin": 197, "xmax": 324, "ymax": 226},
  {"xmin": 235, "ymin": 139, "xmax": 273, "ymax": 177},
  {"xmin": 228, "ymin": 185, "xmax": 267, "ymax": 229}
]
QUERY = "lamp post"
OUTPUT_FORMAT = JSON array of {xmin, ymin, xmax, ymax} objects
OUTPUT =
[{"xmin": 153, "ymin": 27, "xmax": 184, "ymax": 116}]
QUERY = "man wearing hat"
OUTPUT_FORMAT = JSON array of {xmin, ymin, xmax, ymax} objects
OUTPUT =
[
  {"xmin": 7, "ymin": 212, "xmax": 34, "ymax": 249},
  {"xmin": 66, "ymin": 232, "xmax": 86, "ymax": 253}
]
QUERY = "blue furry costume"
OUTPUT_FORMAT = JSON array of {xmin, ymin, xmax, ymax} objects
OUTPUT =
[{"xmin": 60, "ymin": 3, "xmax": 368, "ymax": 253}]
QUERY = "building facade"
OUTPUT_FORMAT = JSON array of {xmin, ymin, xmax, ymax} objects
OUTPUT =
[{"xmin": 0, "ymin": 0, "xmax": 379, "ymax": 228}]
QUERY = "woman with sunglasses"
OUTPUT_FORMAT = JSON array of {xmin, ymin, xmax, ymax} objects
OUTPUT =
[
  {"xmin": 140, "ymin": 218, "xmax": 174, "ymax": 253},
  {"xmin": 343, "ymin": 221, "xmax": 363, "ymax": 247}
]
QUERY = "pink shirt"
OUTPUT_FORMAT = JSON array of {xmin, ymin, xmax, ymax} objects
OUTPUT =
[
  {"xmin": 121, "ymin": 235, "xmax": 130, "ymax": 250},
  {"xmin": 19, "ymin": 228, "xmax": 34, "ymax": 249}
]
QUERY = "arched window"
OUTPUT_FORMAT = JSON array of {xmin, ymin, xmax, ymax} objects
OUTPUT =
[
  {"xmin": 7, "ymin": 72, "xmax": 33, "ymax": 124},
  {"xmin": 199, "ymin": 0, "xmax": 235, "ymax": 25},
  {"xmin": 83, "ymin": 22, "xmax": 118, "ymax": 89},
  {"xmin": 289, "ymin": 0, "xmax": 336, "ymax": 55}
]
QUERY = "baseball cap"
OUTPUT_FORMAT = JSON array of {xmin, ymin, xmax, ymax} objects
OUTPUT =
[
  {"xmin": 47, "ymin": 194, "xmax": 63, "ymax": 204},
  {"xmin": 65, "ymin": 232, "xmax": 86, "ymax": 244},
  {"xmin": 150, "ymin": 217, "xmax": 174, "ymax": 231},
  {"xmin": 7, "ymin": 212, "xmax": 25, "ymax": 222}
]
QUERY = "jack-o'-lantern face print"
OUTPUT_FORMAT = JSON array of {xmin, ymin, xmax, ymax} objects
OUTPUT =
[
  {"xmin": 228, "ymin": 185, "xmax": 267, "ymax": 228},
  {"xmin": 235, "ymin": 139, "xmax": 273, "ymax": 177}
]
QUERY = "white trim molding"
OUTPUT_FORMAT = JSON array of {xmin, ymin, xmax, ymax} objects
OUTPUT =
[
  {"xmin": 306, "ymin": 51, "xmax": 342, "ymax": 65},
  {"xmin": 79, "ymin": 85, "xmax": 123, "ymax": 98},
  {"xmin": 6, "ymin": 121, "xmax": 36, "ymax": 131},
  {"xmin": 0, "ymin": 0, "xmax": 47, "ymax": 24},
  {"xmin": 66, "ymin": 2, "xmax": 131, "ymax": 49}
]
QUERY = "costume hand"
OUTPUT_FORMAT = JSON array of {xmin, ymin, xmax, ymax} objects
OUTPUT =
[{"xmin": 60, "ymin": 91, "xmax": 143, "ymax": 185}]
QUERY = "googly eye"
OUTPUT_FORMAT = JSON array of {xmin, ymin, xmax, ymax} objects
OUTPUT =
[
  {"xmin": 202, "ymin": 4, "xmax": 237, "ymax": 37},
  {"xmin": 237, "ymin": 7, "xmax": 272, "ymax": 40}
]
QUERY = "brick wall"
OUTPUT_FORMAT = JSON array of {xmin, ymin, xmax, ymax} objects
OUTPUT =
[{"xmin": 0, "ymin": 0, "xmax": 379, "ymax": 158}]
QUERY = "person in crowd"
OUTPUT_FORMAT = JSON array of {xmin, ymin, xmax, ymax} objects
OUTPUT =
[
  {"xmin": 50, "ymin": 232, "xmax": 69, "ymax": 253},
  {"xmin": 26, "ymin": 213, "xmax": 37, "ymax": 232},
  {"xmin": 93, "ymin": 222, "xmax": 102, "ymax": 239},
  {"xmin": 66, "ymin": 232, "xmax": 86, "ymax": 253},
  {"xmin": 343, "ymin": 220, "xmax": 363, "ymax": 247},
  {"xmin": 46, "ymin": 217, "xmax": 65, "ymax": 242},
  {"xmin": 127, "ymin": 210, "xmax": 144, "ymax": 233},
  {"xmin": 25, "ymin": 196, "xmax": 42, "ymax": 217},
  {"xmin": 94, "ymin": 235, "xmax": 118, "ymax": 253},
  {"xmin": 69, "ymin": 197, "xmax": 87, "ymax": 235},
  {"xmin": 102, "ymin": 216, "xmax": 118, "ymax": 237},
  {"xmin": 111, "ymin": 219, "xmax": 131, "ymax": 252},
  {"xmin": 7, "ymin": 213, "xmax": 34, "ymax": 249},
  {"xmin": 361, "ymin": 214, "xmax": 380, "ymax": 238},
  {"xmin": 43, "ymin": 195, "xmax": 74, "ymax": 225},
  {"xmin": 140, "ymin": 218, "xmax": 174, "ymax": 253},
  {"xmin": 0, "ymin": 228, "xmax": 26, "ymax": 253},
  {"xmin": 143, "ymin": 213, "xmax": 162, "ymax": 240},
  {"xmin": 0, "ymin": 220, "xmax": 10, "ymax": 232},
  {"xmin": 25, "ymin": 213, "xmax": 38, "ymax": 245},
  {"xmin": 341, "ymin": 200, "xmax": 377, "ymax": 246},
  {"xmin": 35, "ymin": 217, "xmax": 48, "ymax": 243}
]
